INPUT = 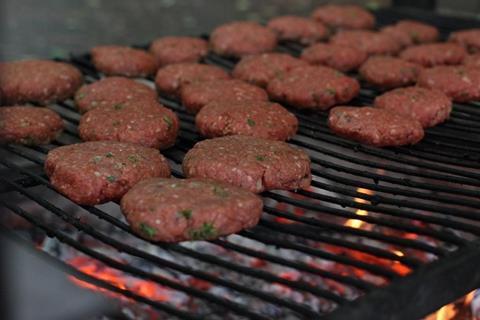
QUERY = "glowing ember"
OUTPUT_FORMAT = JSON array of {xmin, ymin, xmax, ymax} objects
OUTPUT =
[
  {"xmin": 424, "ymin": 290, "xmax": 477, "ymax": 320},
  {"xmin": 344, "ymin": 188, "xmax": 374, "ymax": 230}
]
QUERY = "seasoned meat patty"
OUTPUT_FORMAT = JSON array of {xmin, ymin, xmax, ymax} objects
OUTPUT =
[
  {"xmin": 380, "ymin": 25, "xmax": 414, "ymax": 48},
  {"xmin": 359, "ymin": 56, "xmax": 421, "ymax": 89},
  {"xmin": 374, "ymin": 87, "xmax": 452, "ymax": 128},
  {"xmin": 45, "ymin": 141, "xmax": 170, "ymax": 205},
  {"xmin": 400, "ymin": 43, "xmax": 467, "ymax": 67},
  {"xmin": 463, "ymin": 54, "xmax": 480, "ymax": 68},
  {"xmin": 120, "ymin": 178, "xmax": 263, "ymax": 242},
  {"xmin": 381, "ymin": 20, "xmax": 439, "ymax": 45},
  {"xmin": 267, "ymin": 15, "xmax": 328, "ymax": 45},
  {"xmin": 195, "ymin": 100, "xmax": 298, "ymax": 141},
  {"xmin": 149, "ymin": 36, "xmax": 208, "ymax": 67},
  {"xmin": 328, "ymin": 106, "xmax": 424, "ymax": 147},
  {"xmin": 180, "ymin": 79, "xmax": 269, "ymax": 113},
  {"xmin": 311, "ymin": 4, "xmax": 375, "ymax": 30},
  {"xmin": 183, "ymin": 135, "xmax": 311, "ymax": 193},
  {"xmin": 330, "ymin": 30, "xmax": 402, "ymax": 56},
  {"xmin": 0, "ymin": 60, "xmax": 83, "ymax": 105},
  {"xmin": 417, "ymin": 66, "xmax": 480, "ymax": 102},
  {"xmin": 0, "ymin": 106, "xmax": 63, "ymax": 145},
  {"xmin": 232, "ymin": 53, "xmax": 307, "ymax": 88},
  {"xmin": 449, "ymin": 29, "xmax": 480, "ymax": 53},
  {"xmin": 154, "ymin": 63, "xmax": 230, "ymax": 98},
  {"xmin": 267, "ymin": 65, "xmax": 360, "ymax": 110},
  {"xmin": 79, "ymin": 100, "xmax": 179, "ymax": 149},
  {"xmin": 74, "ymin": 77, "xmax": 157, "ymax": 113},
  {"xmin": 210, "ymin": 21, "xmax": 277, "ymax": 57},
  {"xmin": 91, "ymin": 45, "xmax": 157, "ymax": 77},
  {"xmin": 301, "ymin": 43, "xmax": 367, "ymax": 72}
]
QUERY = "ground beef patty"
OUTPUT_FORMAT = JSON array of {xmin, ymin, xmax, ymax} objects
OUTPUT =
[
  {"xmin": 330, "ymin": 31, "xmax": 401, "ymax": 56},
  {"xmin": 45, "ymin": 141, "xmax": 170, "ymax": 205},
  {"xmin": 449, "ymin": 29, "xmax": 480, "ymax": 53},
  {"xmin": 380, "ymin": 25, "xmax": 414, "ymax": 48},
  {"xmin": 382, "ymin": 20, "xmax": 439, "ymax": 45},
  {"xmin": 267, "ymin": 15, "xmax": 328, "ymax": 45},
  {"xmin": 180, "ymin": 79, "xmax": 269, "ymax": 113},
  {"xmin": 232, "ymin": 53, "xmax": 307, "ymax": 88},
  {"xmin": 183, "ymin": 135, "xmax": 311, "ymax": 193},
  {"xmin": 359, "ymin": 56, "xmax": 421, "ymax": 89},
  {"xmin": 0, "ymin": 106, "xmax": 63, "ymax": 145},
  {"xmin": 328, "ymin": 106, "xmax": 424, "ymax": 147},
  {"xmin": 464, "ymin": 54, "xmax": 480, "ymax": 68},
  {"xmin": 154, "ymin": 63, "xmax": 230, "ymax": 98},
  {"xmin": 91, "ymin": 45, "xmax": 157, "ymax": 77},
  {"xmin": 210, "ymin": 21, "xmax": 277, "ymax": 57},
  {"xmin": 79, "ymin": 100, "xmax": 179, "ymax": 149},
  {"xmin": 417, "ymin": 66, "xmax": 480, "ymax": 102},
  {"xmin": 267, "ymin": 65, "xmax": 360, "ymax": 110},
  {"xmin": 374, "ymin": 87, "xmax": 452, "ymax": 128},
  {"xmin": 300, "ymin": 43, "xmax": 367, "ymax": 72},
  {"xmin": 149, "ymin": 36, "xmax": 208, "ymax": 67},
  {"xmin": 400, "ymin": 43, "xmax": 467, "ymax": 67},
  {"xmin": 0, "ymin": 60, "xmax": 83, "ymax": 105},
  {"xmin": 75, "ymin": 77, "xmax": 157, "ymax": 113},
  {"xmin": 311, "ymin": 4, "xmax": 375, "ymax": 30},
  {"xmin": 196, "ymin": 100, "xmax": 298, "ymax": 141}
]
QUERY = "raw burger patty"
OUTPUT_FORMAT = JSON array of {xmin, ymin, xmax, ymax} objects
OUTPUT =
[
  {"xmin": 300, "ymin": 43, "xmax": 367, "ymax": 72},
  {"xmin": 464, "ymin": 54, "xmax": 480, "ymax": 68},
  {"xmin": 154, "ymin": 63, "xmax": 230, "ymax": 98},
  {"xmin": 449, "ymin": 29, "xmax": 480, "ymax": 53},
  {"xmin": 91, "ymin": 45, "xmax": 157, "ymax": 77},
  {"xmin": 120, "ymin": 178, "xmax": 263, "ymax": 242},
  {"xmin": 359, "ymin": 56, "xmax": 421, "ymax": 89},
  {"xmin": 0, "ymin": 60, "xmax": 83, "ymax": 105},
  {"xmin": 180, "ymin": 79, "xmax": 268, "ymax": 113},
  {"xmin": 74, "ymin": 77, "xmax": 157, "ymax": 113},
  {"xmin": 0, "ymin": 106, "xmax": 63, "ymax": 145},
  {"xmin": 149, "ymin": 36, "xmax": 208, "ymax": 67},
  {"xmin": 311, "ymin": 4, "xmax": 375, "ymax": 30},
  {"xmin": 267, "ymin": 15, "xmax": 328, "ymax": 45},
  {"xmin": 267, "ymin": 65, "xmax": 360, "ymax": 110},
  {"xmin": 381, "ymin": 20, "xmax": 439, "ymax": 45},
  {"xmin": 400, "ymin": 43, "xmax": 467, "ymax": 67},
  {"xmin": 374, "ymin": 87, "xmax": 452, "ymax": 128},
  {"xmin": 330, "ymin": 30, "xmax": 402, "ymax": 56},
  {"xmin": 45, "ymin": 141, "xmax": 170, "ymax": 205},
  {"xmin": 328, "ymin": 106, "xmax": 424, "ymax": 147},
  {"xmin": 210, "ymin": 21, "xmax": 277, "ymax": 57},
  {"xmin": 232, "ymin": 53, "xmax": 307, "ymax": 88},
  {"xmin": 183, "ymin": 135, "xmax": 311, "ymax": 193},
  {"xmin": 195, "ymin": 100, "xmax": 298, "ymax": 141},
  {"xmin": 79, "ymin": 100, "xmax": 179, "ymax": 149}
]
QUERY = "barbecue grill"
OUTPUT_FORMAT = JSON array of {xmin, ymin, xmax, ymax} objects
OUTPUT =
[{"xmin": 1, "ymin": 7, "xmax": 480, "ymax": 320}]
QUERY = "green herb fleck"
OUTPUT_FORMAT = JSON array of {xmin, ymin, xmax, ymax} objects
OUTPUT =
[
  {"xmin": 92, "ymin": 155, "xmax": 102, "ymax": 163},
  {"xmin": 163, "ymin": 115, "xmax": 173, "ymax": 129},
  {"xmin": 139, "ymin": 222, "xmax": 157, "ymax": 238},
  {"xmin": 105, "ymin": 152, "xmax": 114, "ymax": 158},
  {"xmin": 178, "ymin": 209, "xmax": 192, "ymax": 219},
  {"xmin": 128, "ymin": 155, "xmax": 139, "ymax": 164},
  {"xmin": 410, "ymin": 31, "xmax": 420, "ymax": 43},
  {"xmin": 106, "ymin": 175, "xmax": 117, "ymax": 182},
  {"xmin": 247, "ymin": 118, "xmax": 256, "ymax": 127},
  {"xmin": 213, "ymin": 185, "xmax": 229, "ymax": 198},
  {"xmin": 325, "ymin": 88, "xmax": 336, "ymax": 96},
  {"xmin": 112, "ymin": 120, "xmax": 121, "ymax": 127},
  {"xmin": 76, "ymin": 92, "xmax": 86, "ymax": 100},
  {"xmin": 256, "ymin": 155, "xmax": 265, "ymax": 161},
  {"xmin": 188, "ymin": 222, "xmax": 217, "ymax": 240},
  {"xmin": 114, "ymin": 103, "xmax": 125, "ymax": 110}
]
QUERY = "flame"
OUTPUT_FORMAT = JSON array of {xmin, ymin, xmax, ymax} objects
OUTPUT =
[
  {"xmin": 345, "ymin": 188, "xmax": 374, "ymax": 229},
  {"xmin": 425, "ymin": 290, "xmax": 476, "ymax": 320}
]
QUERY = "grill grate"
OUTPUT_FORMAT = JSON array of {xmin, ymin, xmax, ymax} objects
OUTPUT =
[{"xmin": 1, "ymin": 7, "xmax": 480, "ymax": 320}]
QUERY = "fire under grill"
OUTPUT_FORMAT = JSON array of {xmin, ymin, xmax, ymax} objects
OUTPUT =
[{"xmin": 1, "ymin": 7, "xmax": 480, "ymax": 320}]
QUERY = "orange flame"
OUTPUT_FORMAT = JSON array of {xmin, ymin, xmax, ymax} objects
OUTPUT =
[
  {"xmin": 425, "ymin": 290, "xmax": 476, "ymax": 320},
  {"xmin": 344, "ymin": 188, "xmax": 374, "ymax": 230}
]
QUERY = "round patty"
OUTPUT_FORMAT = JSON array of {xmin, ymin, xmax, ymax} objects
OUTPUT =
[
  {"xmin": 183, "ymin": 135, "xmax": 311, "ymax": 193},
  {"xmin": 399, "ymin": 43, "xmax": 467, "ymax": 67},
  {"xmin": 195, "ymin": 100, "xmax": 298, "ymax": 141},
  {"xmin": 79, "ymin": 100, "xmax": 179, "ymax": 149},
  {"xmin": 91, "ymin": 45, "xmax": 157, "ymax": 77},
  {"xmin": 0, "ymin": 106, "xmax": 63, "ymax": 145},
  {"xmin": 449, "ymin": 29, "xmax": 480, "ymax": 53},
  {"xmin": 380, "ymin": 25, "xmax": 414, "ymax": 48},
  {"xmin": 374, "ymin": 87, "xmax": 452, "ymax": 128},
  {"xmin": 464, "ymin": 54, "xmax": 480, "ymax": 68},
  {"xmin": 180, "ymin": 79, "xmax": 269, "ymax": 113},
  {"xmin": 417, "ymin": 66, "xmax": 480, "ymax": 102},
  {"xmin": 300, "ymin": 43, "xmax": 367, "ymax": 72},
  {"xmin": 311, "ymin": 4, "xmax": 375, "ymax": 30},
  {"xmin": 74, "ymin": 77, "xmax": 157, "ymax": 113},
  {"xmin": 328, "ymin": 106, "xmax": 424, "ymax": 147},
  {"xmin": 267, "ymin": 65, "xmax": 360, "ymax": 111},
  {"xmin": 384, "ymin": 20, "xmax": 439, "ymax": 45},
  {"xmin": 232, "ymin": 53, "xmax": 307, "ymax": 88},
  {"xmin": 267, "ymin": 15, "xmax": 328, "ymax": 45},
  {"xmin": 121, "ymin": 178, "xmax": 263, "ymax": 242},
  {"xmin": 154, "ymin": 63, "xmax": 230, "ymax": 98},
  {"xmin": 45, "ymin": 141, "xmax": 170, "ymax": 205},
  {"xmin": 210, "ymin": 21, "xmax": 277, "ymax": 57},
  {"xmin": 330, "ymin": 30, "xmax": 401, "ymax": 56},
  {"xmin": 149, "ymin": 36, "xmax": 208, "ymax": 67},
  {"xmin": 359, "ymin": 56, "xmax": 421, "ymax": 89},
  {"xmin": 0, "ymin": 60, "xmax": 83, "ymax": 105}
]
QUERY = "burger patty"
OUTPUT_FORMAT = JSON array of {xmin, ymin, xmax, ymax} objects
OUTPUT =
[
  {"xmin": 359, "ymin": 56, "xmax": 421, "ymax": 89},
  {"xmin": 120, "ymin": 178, "xmax": 263, "ymax": 242},
  {"xmin": 301, "ymin": 43, "xmax": 367, "ymax": 72},
  {"xmin": 180, "ymin": 79, "xmax": 269, "ymax": 113},
  {"xmin": 183, "ymin": 135, "xmax": 311, "ymax": 193},
  {"xmin": 463, "ymin": 54, "xmax": 480, "ymax": 68},
  {"xmin": 374, "ymin": 87, "xmax": 452, "ymax": 128},
  {"xmin": 449, "ymin": 29, "xmax": 480, "ymax": 53},
  {"xmin": 74, "ymin": 77, "xmax": 157, "ymax": 113},
  {"xmin": 0, "ymin": 60, "xmax": 83, "ymax": 105},
  {"xmin": 267, "ymin": 15, "xmax": 328, "ymax": 45},
  {"xmin": 267, "ymin": 65, "xmax": 360, "ymax": 110},
  {"xmin": 91, "ymin": 45, "xmax": 157, "ymax": 77},
  {"xmin": 311, "ymin": 4, "xmax": 375, "ymax": 30},
  {"xmin": 380, "ymin": 25, "xmax": 414, "ymax": 48},
  {"xmin": 330, "ymin": 30, "xmax": 401, "ymax": 56},
  {"xmin": 328, "ymin": 106, "xmax": 424, "ymax": 147},
  {"xmin": 0, "ymin": 106, "xmax": 64, "ymax": 145},
  {"xmin": 232, "ymin": 53, "xmax": 307, "ymax": 88},
  {"xmin": 45, "ymin": 141, "xmax": 170, "ymax": 205},
  {"xmin": 381, "ymin": 20, "xmax": 439, "ymax": 45},
  {"xmin": 79, "ymin": 100, "xmax": 179, "ymax": 149},
  {"xmin": 149, "ymin": 36, "xmax": 208, "ymax": 67},
  {"xmin": 210, "ymin": 21, "xmax": 278, "ymax": 57},
  {"xmin": 400, "ymin": 43, "xmax": 467, "ymax": 67},
  {"xmin": 195, "ymin": 100, "xmax": 298, "ymax": 141}
]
